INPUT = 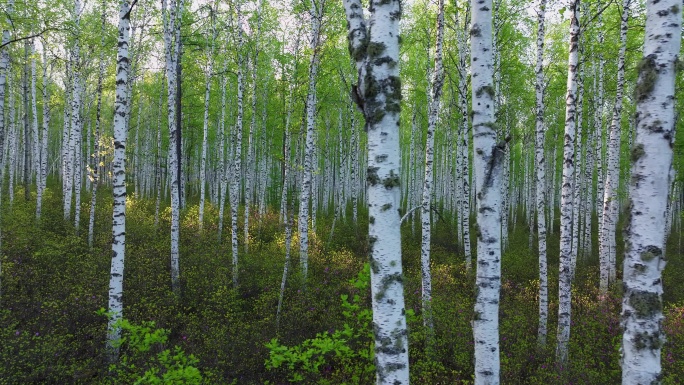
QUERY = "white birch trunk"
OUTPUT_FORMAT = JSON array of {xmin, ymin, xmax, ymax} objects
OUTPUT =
[
  {"xmin": 420, "ymin": 0, "xmax": 444, "ymax": 337},
  {"xmin": 600, "ymin": 0, "xmax": 630, "ymax": 296},
  {"xmin": 106, "ymin": 0, "xmax": 132, "ymax": 362},
  {"xmin": 344, "ymin": 0, "xmax": 409, "ymax": 381},
  {"xmin": 470, "ymin": 0, "xmax": 504, "ymax": 381},
  {"xmin": 621, "ymin": 0, "xmax": 680, "ymax": 381},
  {"xmin": 162, "ymin": 0, "xmax": 184, "ymax": 293},
  {"xmin": 88, "ymin": 7, "xmax": 106, "ymax": 248},
  {"xmin": 198, "ymin": 7, "xmax": 216, "ymax": 231},
  {"xmin": 556, "ymin": 0, "xmax": 580, "ymax": 365},
  {"xmin": 299, "ymin": 0, "xmax": 322, "ymax": 283},
  {"xmin": 534, "ymin": 0, "xmax": 548, "ymax": 346},
  {"xmin": 230, "ymin": 0, "xmax": 245, "ymax": 286},
  {"xmin": 456, "ymin": 5, "xmax": 471, "ymax": 270}
]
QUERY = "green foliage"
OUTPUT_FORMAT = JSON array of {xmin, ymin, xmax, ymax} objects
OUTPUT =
[
  {"xmin": 265, "ymin": 264, "xmax": 375, "ymax": 383},
  {"xmin": 103, "ymin": 316, "xmax": 202, "ymax": 385}
]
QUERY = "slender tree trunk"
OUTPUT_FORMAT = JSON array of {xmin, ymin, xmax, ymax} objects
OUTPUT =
[
  {"xmin": 154, "ymin": 72, "xmax": 165, "ymax": 229},
  {"xmin": 534, "ymin": 0, "xmax": 548, "ymax": 347},
  {"xmin": 600, "ymin": 0, "xmax": 630, "ymax": 296},
  {"xmin": 88, "ymin": 3, "xmax": 106, "ymax": 248},
  {"xmin": 230, "ymin": 0, "xmax": 245, "ymax": 286},
  {"xmin": 621, "ymin": 0, "xmax": 680, "ymax": 381},
  {"xmin": 299, "ymin": 0, "xmax": 323, "ymax": 283},
  {"xmin": 456, "ymin": 4, "xmax": 471, "ymax": 270},
  {"xmin": 420, "ymin": 0, "xmax": 445, "ymax": 341},
  {"xmin": 22, "ymin": 40, "xmax": 29, "ymax": 202},
  {"xmin": 556, "ymin": 0, "xmax": 580, "ymax": 365},
  {"xmin": 199, "ymin": 6, "xmax": 217, "ymax": 231},
  {"xmin": 162, "ymin": 0, "xmax": 184, "ymax": 294},
  {"xmin": 106, "ymin": 0, "xmax": 132, "ymax": 362}
]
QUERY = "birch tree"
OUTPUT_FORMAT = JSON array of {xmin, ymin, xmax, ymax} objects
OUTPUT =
[
  {"xmin": 470, "ymin": 0, "xmax": 506, "ymax": 380},
  {"xmin": 344, "ymin": 0, "xmax": 409, "ymax": 381},
  {"xmin": 162, "ymin": 0, "xmax": 184, "ymax": 294},
  {"xmin": 599, "ymin": 0, "xmax": 630, "ymax": 296},
  {"xmin": 230, "ymin": 0, "xmax": 245, "ymax": 286},
  {"xmin": 420, "ymin": 0, "xmax": 445, "ymax": 338},
  {"xmin": 106, "ymin": 0, "xmax": 133, "ymax": 362},
  {"xmin": 621, "ymin": 0, "xmax": 681, "ymax": 381},
  {"xmin": 198, "ymin": 3, "xmax": 217, "ymax": 231},
  {"xmin": 88, "ymin": 0, "xmax": 107, "ymax": 248},
  {"xmin": 534, "ymin": 0, "xmax": 548, "ymax": 346},
  {"xmin": 299, "ymin": 0, "xmax": 324, "ymax": 283},
  {"xmin": 556, "ymin": 0, "xmax": 580, "ymax": 365}
]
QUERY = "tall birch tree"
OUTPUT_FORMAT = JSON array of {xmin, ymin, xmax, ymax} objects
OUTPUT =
[
  {"xmin": 470, "ymin": 0, "xmax": 506, "ymax": 380},
  {"xmin": 621, "ymin": 0, "xmax": 681, "ymax": 382},
  {"xmin": 556, "ymin": 0, "xmax": 580, "ymax": 365},
  {"xmin": 106, "ymin": 0, "xmax": 133, "ymax": 362},
  {"xmin": 534, "ymin": 0, "xmax": 548, "ymax": 346},
  {"xmin": 299, "ymin": 0, "xmax": 324, "ymax": 283},
  {"xmin": 344, "ymin": 0, "xmax": 409, "ymax": 381},
  {"xmin": 162, "ymin": 0, "xmax": 184, "ymax": 294},
  {"xmin": 599, "ymin": 0, "xmax": 630, "ymax": 296},
  {"xmin": 420, "ymin": 0, "xmax": 445, "ymax": 338}
]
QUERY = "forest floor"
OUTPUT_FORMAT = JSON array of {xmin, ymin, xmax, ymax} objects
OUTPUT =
[{"xmin": 1, "ymin": 185, "xmax": 683, "ymax": 384}]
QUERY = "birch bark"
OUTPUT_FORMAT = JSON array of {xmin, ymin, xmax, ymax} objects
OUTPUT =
[
  {"xmin": 621, "ymin": 0, "xmax": 680, "ymax": 382},
  {"xmin": 162, "ymin": 0, "xmax": 184, "ymax": 293},
  {"xmin": 600, "ymin": 0, "xmax": 630, "ymax": 296},
  {"xmin": 420, "ymin": 0, "xmax": 444, "ymax": 337},
  {"xmin": 88, "ymin": 4, "xmax": 106, "ymax": 248},
  {"xmin": 344, "ymin": 0, "xmax": 409, "ymax": 381},
  {"xmin": 470, "ymin": 0, "xmax": 505, "ymax": 381},
  {"xmin": 534, "ymin": 0, "xmax": 548, "ymax": 346},
  {"xmin": 230, "ymin": 0, "xmax": 245, "ymax": 286},
  {"xmin": 299, "ymin": 0, "xmax": 323, "ymax": 283},
  {"xmin": 106, "ymin": 0, "xmax": 132, "ymax": 362},
  {"xmin": 199, "ymin": 5, "xmax": 217, "ymax": 231},
  {"xmin": 556, "ymin": 0, "xmax": 580, "ymax": 365}
]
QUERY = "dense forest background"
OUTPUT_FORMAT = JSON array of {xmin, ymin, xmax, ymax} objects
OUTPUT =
[{"xmin": 0, "ymin": 0, "xmax": 682, "ymax": 383}]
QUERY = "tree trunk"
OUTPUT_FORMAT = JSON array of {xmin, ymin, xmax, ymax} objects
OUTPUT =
[
  {"xmin": 534, "ymin": 0, "xmax": 548, "ymax": 346},
  {"xmin": 621, "ymin": 0, "xmax": 680, "ymax": 381},
  {"xmin": 299, "ymin": 0, "xmax": 322, "ymax": 284},
  {"xmin": 344, "ymin": 0, "xmax": 410, "ymax": 381},
  {"xmin": 600, "ymin": 0, "xmax": 630, "ymax": 296},
  {"xmin": 88, "ymin": 2, "xmax": 106, "ymax": 248},
  {"xmin": 470, "ymin": 0, "xmax": 505, "ymax": 381},
  {"xmin": 420, "ymin": 0, "xmax": 445, "ymax": 341},
  {"xmin": 106, "ymin": 0, "xmax": 132, "ymax": 363},
  {"xmin": 556, "ymin": 0, "xmax": 580, "ymax": 365}
]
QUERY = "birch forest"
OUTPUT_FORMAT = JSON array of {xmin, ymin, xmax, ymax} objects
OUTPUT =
[{"xmin": 1, "ymin": 0, "xmax": 683, "ymax": 383}]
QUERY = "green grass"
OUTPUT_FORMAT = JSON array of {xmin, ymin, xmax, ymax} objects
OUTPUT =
[{"xmin": 0, "ymin": 183, "xmax": 682, "ymax": 384}]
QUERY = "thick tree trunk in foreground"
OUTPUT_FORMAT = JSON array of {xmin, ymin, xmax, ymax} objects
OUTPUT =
[
  {"xmin": 344, "ymin": 0, "xmax": 409, "ymax": 381},
  {"xmin": 470, "ymin": 0, "xmax": 505, "ymax": 381},
  {"xmin": 621, "ymin": 0, "xmax": 681, "ymax": 382}
]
